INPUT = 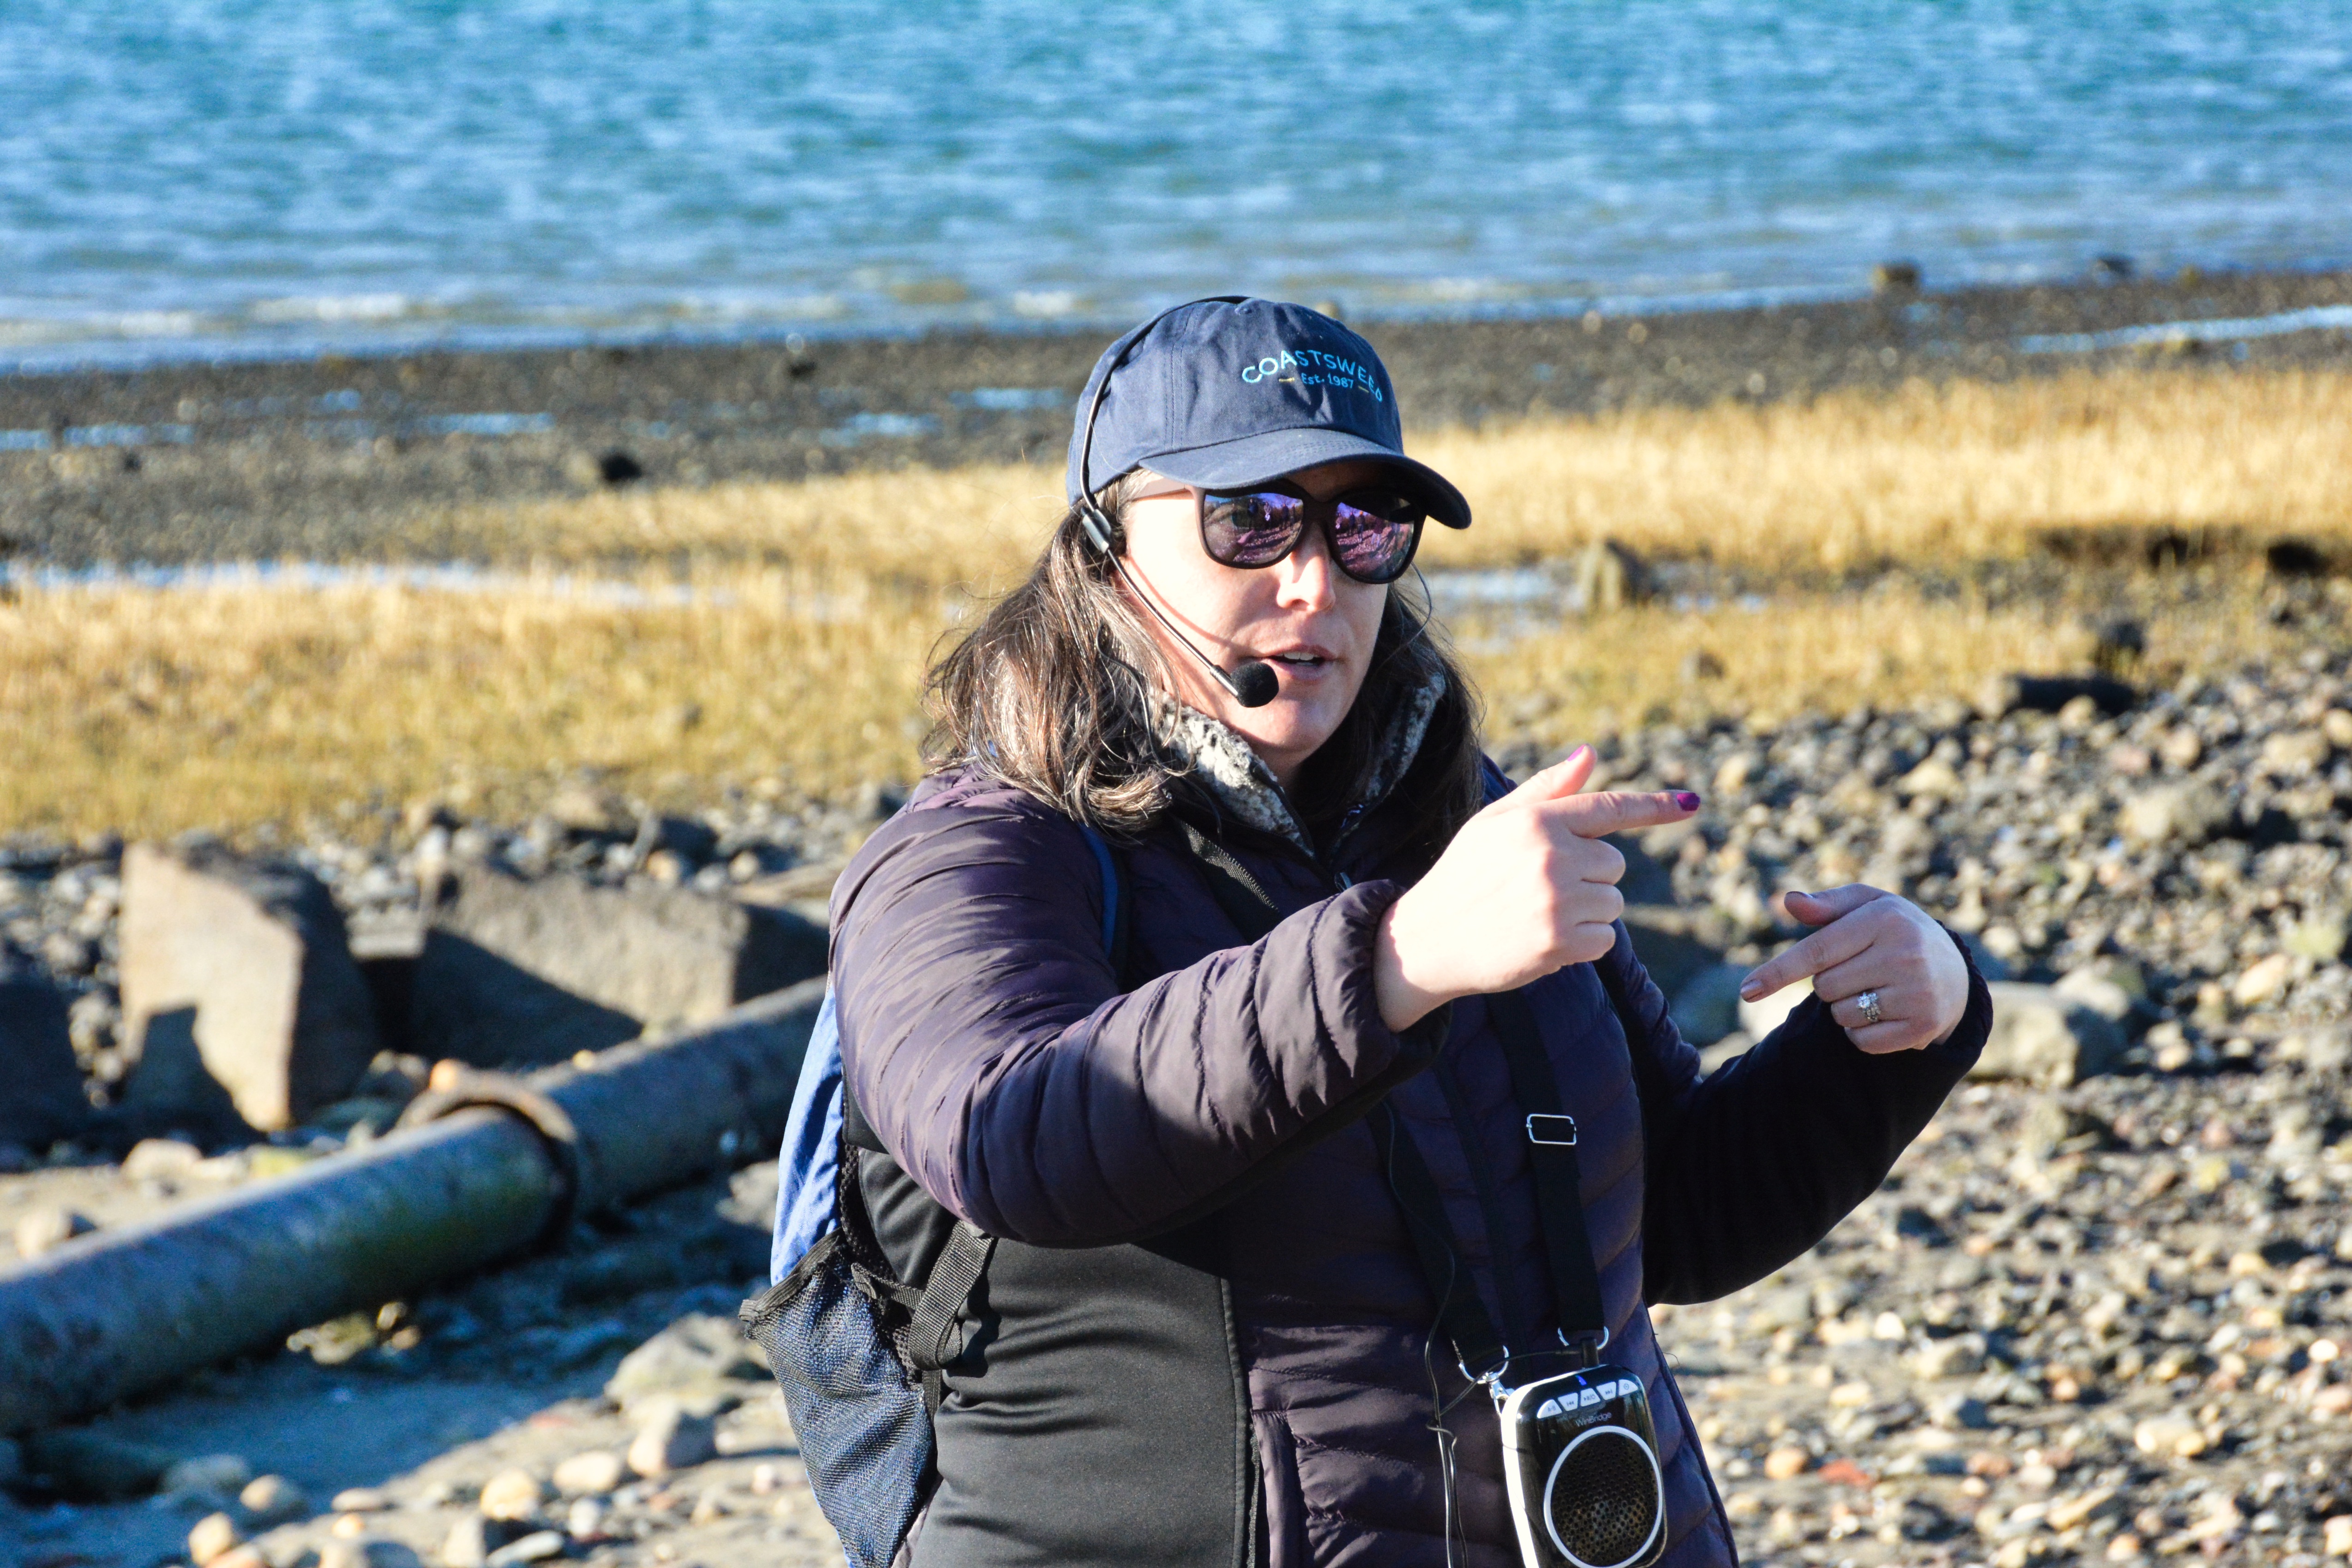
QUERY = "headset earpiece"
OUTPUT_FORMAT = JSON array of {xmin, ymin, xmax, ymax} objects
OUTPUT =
[{"xmin": 1078, "ymin": 499, "xmax": 1117, "ymax": 555}]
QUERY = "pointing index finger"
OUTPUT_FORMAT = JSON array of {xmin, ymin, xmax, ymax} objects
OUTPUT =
[
  {"xmin": 1739, "ymin": 915, "xmax": 1875, "ymax": 1001},
  {"xmin": 1539, "ymin": 789, "xmax": 1703, "ymax": 840}
]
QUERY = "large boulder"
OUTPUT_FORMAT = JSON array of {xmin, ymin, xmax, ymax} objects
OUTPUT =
[
  {"xmin": 118, "ymin": 845, "xmax": 380, "ymax": 1132},
  {"xmin": 0, "ymin": 952, "xmax": 89, "ymax": 1151},
  {"xmin": 411, "ymin": 867, "xmax": 824, "ymax": 1067},
  {"xmin": 1968, "ymin": 981, "xmax": 2127, "ymax": 1088}
]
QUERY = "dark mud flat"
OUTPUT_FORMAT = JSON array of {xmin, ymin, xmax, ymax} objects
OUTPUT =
[{"xmin": 3, "ymin": 268, "xmax": 2350, "ymax": 569}]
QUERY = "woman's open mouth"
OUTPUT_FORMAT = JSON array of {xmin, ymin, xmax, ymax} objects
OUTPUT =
[{"xmin": 1262, "ymin": 642, "xmax": 1341, "ymax": 673}]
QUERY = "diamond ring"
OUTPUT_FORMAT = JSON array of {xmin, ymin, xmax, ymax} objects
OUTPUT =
[{"xmin": 1856, "ymin": 990, "xmax": 1883, "ymax": 1025}]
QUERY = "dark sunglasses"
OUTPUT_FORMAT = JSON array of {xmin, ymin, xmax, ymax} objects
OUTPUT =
[{"xmin": 1161, "ymin": 480, "xmax": 1428, "ymax": 585}]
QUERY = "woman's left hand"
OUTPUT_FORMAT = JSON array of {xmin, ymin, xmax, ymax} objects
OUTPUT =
[{"xmin": 1738, "ymin": 886, "xmax": 1971, "ymax": 1054}]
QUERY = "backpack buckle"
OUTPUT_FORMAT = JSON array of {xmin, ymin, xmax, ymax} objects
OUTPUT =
[{"xmin": 1525, "ymin": 1113, "xmax": 1578, "ymax": 1146}]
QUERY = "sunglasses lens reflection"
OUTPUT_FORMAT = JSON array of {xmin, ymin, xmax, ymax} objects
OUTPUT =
[
  {"xmin": 1203, "ymin": 492, "xmax": 1308, "ymax": 568},
  {"xmin": 1201, "ymin": 490, "xmax": 1423, "ymax": 582},
  {"xmin": 1330, "ymin": 496, "xmax": 1422, "ymax": 583}
]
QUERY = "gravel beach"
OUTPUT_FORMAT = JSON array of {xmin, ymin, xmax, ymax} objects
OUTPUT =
[
  {"xmin": 8, "ymin": 644, "xmax": 2352, "ymax": 1566},
  {"xmin": 5, "ymin": 267, "xmax": 2351, "ymax": 569}
]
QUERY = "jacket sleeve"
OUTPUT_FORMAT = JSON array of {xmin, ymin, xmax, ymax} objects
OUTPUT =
[
  {"xmin": 1598, "ymin": 921, "xmax": 1994, "ymax": 1305},
  {"xmin": 830, "ymin": 800, "xmax": 1445, "ymax": 1247}
]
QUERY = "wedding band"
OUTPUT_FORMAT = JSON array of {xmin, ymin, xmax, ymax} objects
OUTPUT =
[{"xmin": 1856, "ymin": 990, "xmax": 1883, "ymax": 1025}]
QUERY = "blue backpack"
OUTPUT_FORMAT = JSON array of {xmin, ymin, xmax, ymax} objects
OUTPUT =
[{"xmin": 741, "ymin": 826, "xmax": 1125, "ymax": 1568}]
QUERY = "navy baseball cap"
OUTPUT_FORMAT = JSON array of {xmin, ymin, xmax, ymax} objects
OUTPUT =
[{"xmin": 1066, "ymin": 297, "xmax": 1471, "ymax": 529}]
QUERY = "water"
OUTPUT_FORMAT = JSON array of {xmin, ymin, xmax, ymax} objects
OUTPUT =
[{"xmin": 5, "ymin": 0, "xmax": 2351, "ymax": 369}]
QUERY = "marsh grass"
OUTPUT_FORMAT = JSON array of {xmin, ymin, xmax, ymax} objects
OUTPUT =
[
  {"xmin": 5, "ymin": 364, "xmax": 2344, "ymax": 836},
  {"xmin": 1414, "ymin": 365, "xmax": 2352, "ymax": 574},
  {"xmin": 0, "ymin": 569, "xmax": 950, "ymax": 834},
  {"xmin": 432, "ymin": 365, "xmax": 2352, "ymax": 582},
  {"xmin": 1456, "ymin": 580, "xmax": 2309, "ymax": 754}
]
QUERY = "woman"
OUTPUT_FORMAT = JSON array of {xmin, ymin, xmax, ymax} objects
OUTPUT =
[{"xmin": 830, "ymin": 298, "xmax": 1989, "ymax": 1568}]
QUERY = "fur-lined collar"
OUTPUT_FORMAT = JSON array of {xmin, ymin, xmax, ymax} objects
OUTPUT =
[{"xmin": 1153, "ymin": 671, "xmax": 1446, "ymax": 855}]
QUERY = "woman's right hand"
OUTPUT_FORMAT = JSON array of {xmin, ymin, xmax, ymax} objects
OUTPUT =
[{"xmin": 1371, "ymin": 746, "xmax": 1701, "ymax": 1031}]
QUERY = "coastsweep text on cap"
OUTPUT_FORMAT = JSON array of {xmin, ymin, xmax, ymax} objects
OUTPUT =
[{"xmin": 1065, "ymin": 297, "xmax": 1471, "ymax": 531}]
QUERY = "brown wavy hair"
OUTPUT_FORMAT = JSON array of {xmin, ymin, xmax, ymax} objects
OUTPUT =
[{"xmin": 924, "ymin": 475, "xmax": 1489, "ymax": 871}]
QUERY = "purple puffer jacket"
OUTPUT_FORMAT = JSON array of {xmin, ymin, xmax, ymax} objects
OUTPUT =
[{"xmin": 833, "ymin": 763, "xmax": 1991, "ymax": 1568}]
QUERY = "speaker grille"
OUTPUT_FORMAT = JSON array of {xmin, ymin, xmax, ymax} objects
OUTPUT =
[{"xmin": 1543, "ymin": 1426, "xmax": 1663, "ymax": 1568}]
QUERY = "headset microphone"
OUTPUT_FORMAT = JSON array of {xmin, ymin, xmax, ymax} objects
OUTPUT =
[
  {"xmin": 1083, "ymin": 495, "xmax": 1283, "ymax": 709},
  {"xmin": 1075, "ymin": 297, "xmax": 1281, "ymax": 711},
  {"xmin": 1227, "ymin": 658, "xmax": 1280, "ymax": 708}
]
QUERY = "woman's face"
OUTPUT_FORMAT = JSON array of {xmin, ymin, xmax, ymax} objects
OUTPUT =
[{"xmin": 1119, "ymin": 458, "xmax": 1394, "ymax": 791}]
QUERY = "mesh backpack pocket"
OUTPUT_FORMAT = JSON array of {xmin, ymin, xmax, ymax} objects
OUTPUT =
[{"xmin": 741, "ymin": 1230, "xmax": 933, "ymax": 1568}]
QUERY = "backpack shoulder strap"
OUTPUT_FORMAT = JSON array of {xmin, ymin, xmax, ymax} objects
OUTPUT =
[
  {"xmin": 905, "ymin": 1221, "xmax": 995, "ymax": 1412},
  {"xmin": 853, "ymin": 817, "xmax": 1133, "ymax": 1407},
  {"xmin": 1078, "ymin": 822, "xmax": 1133, "ymax": 981}
]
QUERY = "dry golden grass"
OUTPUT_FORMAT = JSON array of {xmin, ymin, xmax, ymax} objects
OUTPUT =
[
  {"xmin": 0, "ymin": 571, "xmax": 2305, "ymax": 838},
  {"xmin": 0, "ymin": 570, "xmax": 946, "ymax": 835},
  {"xmin": 1455, "ymin": 582, "xmax": 2303, "ymax": 753},
  {"xmin": 430, "ymin": 365, "xmax": 2352, "ymax": 582},
  {"xmin": 433, "ymin": 465, "xmax": 1060, "ymax": 593},
  {"xmin": 5, "ymin": 364, "xmax": 2343, "ymax": 836},
  {"xmin": 1415, "ymin": 366, "xmax": 2352, "ymax": 574}
]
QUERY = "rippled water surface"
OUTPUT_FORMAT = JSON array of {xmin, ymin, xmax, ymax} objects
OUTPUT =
[{"xmin": 5, "ymin": 0, "xmax": 2350, "ymax": 364}]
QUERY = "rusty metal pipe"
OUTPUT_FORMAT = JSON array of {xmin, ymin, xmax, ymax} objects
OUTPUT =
[{"xmin": 0, "ymin": 980, "xmax": 823, "ymax": 1434}]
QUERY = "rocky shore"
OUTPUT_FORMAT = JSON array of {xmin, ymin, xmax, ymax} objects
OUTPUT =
[
  {"xmin": 4, "ymin": 265, "xmax": 2350, "ymax": 569},
  {"xmin": 1577, "ymin": 653, "xmax": 2352, "ymax": 1566},
  {"xmin": 4, "ymin": 641, "xmax": 2351, "ymax": 1565}
]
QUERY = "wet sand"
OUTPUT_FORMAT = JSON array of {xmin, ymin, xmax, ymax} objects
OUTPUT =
[{"xmin": 4, "ymin": 267, "xmax": 2351, "ymax": 568}]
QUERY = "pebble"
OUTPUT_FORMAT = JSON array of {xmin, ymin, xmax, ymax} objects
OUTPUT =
[
  {"xmin": 161, "ymin": 1453, "xmax": 252, "ymax": 1497},
  {"xmin": 2325, "ymin": 1514, "xmax": 2352, "ymax": 1556},
  {"xmin": 187, "ymin": 1511, "xmax": 244, "ymax": 1566},
  {"xmin": 121, "ymin": 1137, "xmax": 205, "ymax": 1182},
  {"xmin": 626, "ymin": 1399, "xmax": 718, "ymax": 1478},
  {"xmin": 551, "ymin": 1448, "xmax": 627, "ymax": 1495},
  {"xmin": 441, "ymin": 1515, "xmax": 522, "ymax": 1568},
  {"xmin": 1762, "ymin": 1446, "xmax": 1810, "ymax": 1480},
  {"xmin": 484, "ymin": 1530, "xmax": 567, "ymax": 1568},
  {"xmin": 564, "ymin": 1497, "xmax": 607, "ymax": 1540},
  {"xmin": 1973, "ymin": 982, "xmax": 2124, "ymax": 1087},
  {"xmin": 2131, "ymin": 1414, "xmax": 2206, "ymax": 1458},
  {"xmin": 2233, "ymin": 951, "xmax": 2296, "ymax": 1007},
  {"xmin": 476, "ymin": 1466, "xmax": 544, "ymax": 1521},
  {"xmin": 13, "ymin": 1206, "xmax": 96, "ymax": 1258},
  {"xmin": 238, "ymin": 1473, "xmax": 308, "ymax": 1523},
  {"xmin": 1911, "ymin": 1334, "xmax": 1987, "ymax": 1380},
  {"xmin": 603, "ymin": 1313, "xmax": 766, "ymax": 1417}
]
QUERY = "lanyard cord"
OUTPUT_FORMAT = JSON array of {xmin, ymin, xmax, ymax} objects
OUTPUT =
[
  {"xmin": 1379, "ymin": 990, "xmax": 1611, "ymax": 1386},
  {"xmin": 1166, "ymin": 817, "xmax": 1613, "ymax": 1375}
]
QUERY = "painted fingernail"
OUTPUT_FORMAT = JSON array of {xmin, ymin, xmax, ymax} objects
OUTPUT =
[
  {"xmin": 1739, "ymin": 979, "xmax": 1763, "ymax": 1001},
  {"xmin": 1673, "ymin": 792, "xmax": 1701, "ymax": 811}
]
